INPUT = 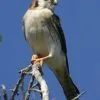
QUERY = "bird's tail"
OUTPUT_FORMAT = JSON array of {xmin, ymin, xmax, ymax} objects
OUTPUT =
[{"xmin": 54, "ymin": 68, "xmax": 79, "ymax": 100}]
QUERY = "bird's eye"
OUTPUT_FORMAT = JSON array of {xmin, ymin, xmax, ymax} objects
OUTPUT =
[{"xmin": 49, "ymin": 0, "xmax": 58, "ymax": 5}]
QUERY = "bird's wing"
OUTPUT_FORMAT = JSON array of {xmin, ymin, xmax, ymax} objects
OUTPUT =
[
  {"xmin": 49, "ymin": 14, "xmax": 67, "ymax": 55},
  {"xmin": 45, "ymin": 14, "xmax": 69, "ymax": 73}
]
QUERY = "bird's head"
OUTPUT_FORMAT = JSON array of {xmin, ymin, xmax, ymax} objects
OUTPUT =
[{"xmin": 37, "ymin": 0, "xmax": 58, "ymax": 10}]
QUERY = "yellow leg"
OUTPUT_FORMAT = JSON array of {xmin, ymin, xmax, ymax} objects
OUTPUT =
[{"xmin": 31, "ymin": 54, "xmax": 52, "ymax": 66}]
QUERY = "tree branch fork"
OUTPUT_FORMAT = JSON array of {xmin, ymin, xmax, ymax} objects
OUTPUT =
[
  {"xmin": 1, "ymin": 62, "xmax": 49, "ymax": 100},
  {"xmin": 0, "ymin": 62, "xmax": 85, "ymax": 100}
]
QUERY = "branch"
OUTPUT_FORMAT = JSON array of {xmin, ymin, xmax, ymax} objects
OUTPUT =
[
  {"xmin": 1, "ymin": 85, "xmax": 8, "ymax": 100},
  {"xmin": 10, "ymin": 73, "xmax": 25, "ymax": 100},
  {"xmin": 20, "ymin": 81, "xmax": 25, "ymax": 100},
  {"xmin": 10, "ymin": 64, "xmax": 32, "ymax": 100},
  {"xmin": 10, "ymin": 63, "xmax": 49, "ymax": 100},
  {"xmin": 25, "ymin": 76, "xmax": 34, "ymax": 100},
  {"xmin": 31, "ymin": 63, "xmax": 49, "ymax": 100}
]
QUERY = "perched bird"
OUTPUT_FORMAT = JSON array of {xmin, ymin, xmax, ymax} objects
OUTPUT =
[{"xmin": 23, "ymin": 0, "xmax": 79, "ymax": 99}]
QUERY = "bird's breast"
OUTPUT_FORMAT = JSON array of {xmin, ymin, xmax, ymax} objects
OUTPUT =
[
  {"xmin": 23, "ymin": 9, "xmax": 66, "ymax": 69},
  {"xmin": 23, "ymin": 9, "xmax": 53, "ymax": 56}
]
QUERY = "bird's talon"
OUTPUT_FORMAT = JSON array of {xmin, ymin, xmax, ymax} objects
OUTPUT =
[
  {"xmin": 31, "ymin": 54, "xmax": 40, "ymax": 64},
  {"xmin": 31, "ymin": 58, "xmax": 44, "ymax": 66}
]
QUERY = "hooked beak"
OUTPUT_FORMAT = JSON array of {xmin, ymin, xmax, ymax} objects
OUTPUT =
[
  {"xmin": 54, "ymin": 0, "xmax": 58, "ymax": 5},
  {"xmin": 49, "ymin": 0, "xmax": 58, "ymax": 5}
]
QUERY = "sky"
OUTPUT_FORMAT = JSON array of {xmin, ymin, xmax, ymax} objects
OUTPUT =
[{"xmin": 0, "ymin": 0, "xmax": 100, "ymax": 100}]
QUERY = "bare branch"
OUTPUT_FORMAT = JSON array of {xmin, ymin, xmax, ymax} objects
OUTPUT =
[
  {"xmin": 20, "ymin": 81, "xmax": 25, "ymax": 100},
  {"xmin": 1, "ymin": 62, "xmax": 84, "ymax": 100},
  {"xmin": 10, "ymin": 73, "xmax": 25, "ymax": 100},
  {"xmin": 31, "ymin": 63, "xmax": 49, "ymax": 100},
  {"xmin": 1, "ymin": 85, "xmax": 8, "ymax": 100},
  {"xmin": 30, "ymin": 88, "xmax": 42, "ymax": 93},
  {"xmin": 19, "ymin": 64, "xmax": 32, "ymax": 73},
  {"xmin": 32, "ymin": 82, "xmax": 38, "ymax": 88},
  {"xmin": 25, "ymin": 76, "xmax": 34, "ymax": 100},
  {"xmin": 10, "ymin": 64, "xmax": 32, "ymax": 100},
  {"xmin": 10, "ymin": 63, "xmax": 49, "ymax": 100}
]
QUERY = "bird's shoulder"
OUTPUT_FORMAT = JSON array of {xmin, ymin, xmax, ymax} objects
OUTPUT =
[{"xmin": 49, "ymin": 14, "xmax": 67, "ymax": 54}]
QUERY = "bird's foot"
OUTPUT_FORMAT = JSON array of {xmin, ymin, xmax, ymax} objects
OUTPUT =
[
  {"xmin": 31, "ymin": 54, "xmax": 52, "ymax": 66},
  {"xmin": 31, "ymin": 54, "xmax": 43, "ymax": 66}
]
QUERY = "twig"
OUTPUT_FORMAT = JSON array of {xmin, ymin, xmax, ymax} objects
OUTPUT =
[
  {"xmin": 30, "ymin": 88, "xmax": 42, "ymax": 93},
  {"xmin": 10, "ymin": 73, "xmax": 25, "ymax": 100},
  {"xmin": 10, "ymin": 63, "xmax": 49, "ymax": 100},
  {"xmin": 1, "ymin": 85, "xmax": 8, "ymax": 100},
  {"xmin": 25, "ymin": 76, "xmax": 34, "ymax": 100},
  {"xmin": 19, "ymin": 64, "xmax": 32, "ymax": 73},
  {"xmin": 20, "ymin": 81, "xmax": 25, "ymax": 100},
  {"xmin": 10, "ymin": 64, "xmax": 32, "ymax": 100},
  {"xmin": 31, "ymin": 63, "xmax": 49, "ymax": 100},
  {"xmin": 32, "ymin": 82, "xmax": 38, "ymax": 88}
]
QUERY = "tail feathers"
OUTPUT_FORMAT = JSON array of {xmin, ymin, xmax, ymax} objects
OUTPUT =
[
  {"xmin": 54, "ymin": 69, "xmax": 79, "ymax": 100},
  {"xmin": 63, "ymin": 75, "xmax": 79, "ymax": 100}
]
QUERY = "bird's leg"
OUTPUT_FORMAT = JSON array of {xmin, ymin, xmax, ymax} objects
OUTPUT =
[
  {"xmin": 31, "ymin": 54, "xmax": 41, "ymax": 65},
  {"xmin": 31, "ymin": 54, "xmax": 52, "ymax": 66}
]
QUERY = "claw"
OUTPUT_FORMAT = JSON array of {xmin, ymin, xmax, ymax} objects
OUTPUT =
[{"xmin": 31, "ymin": 54, "xmax": 44, "ymax": 66}]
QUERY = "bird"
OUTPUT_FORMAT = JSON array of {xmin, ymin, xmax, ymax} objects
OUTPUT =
[{"xmin": 22, "ymin": 0, "xmax": 80, "ymax": 100}]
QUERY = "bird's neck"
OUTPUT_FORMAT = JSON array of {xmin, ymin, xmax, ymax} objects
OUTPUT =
[
  {"xmin": 38, "ymin": 0, "xmax": 55, "ymax": 11},
  {"xmin": 38, "ymin": 0, "xmax": 46, "ymax": 7},
  {"xmin": 29, "ymin": 0, "xmax": 38, "ymax": 9},
  {"xmin": 29, "ymin": 0, "xmax": 55, "ymax": 11}
]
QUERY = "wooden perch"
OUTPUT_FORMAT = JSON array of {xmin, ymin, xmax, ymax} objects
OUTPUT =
[
  {"xmin": 0, "ymin": 60, "xmax": 84, "ymax": 100},
  {"xmin": 10, "ymin": 62, "xmax": 49, "ymax": 100},
  {"xmin": 31, "ymin": 63, "xmax": 49, "ymax": 100}
]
